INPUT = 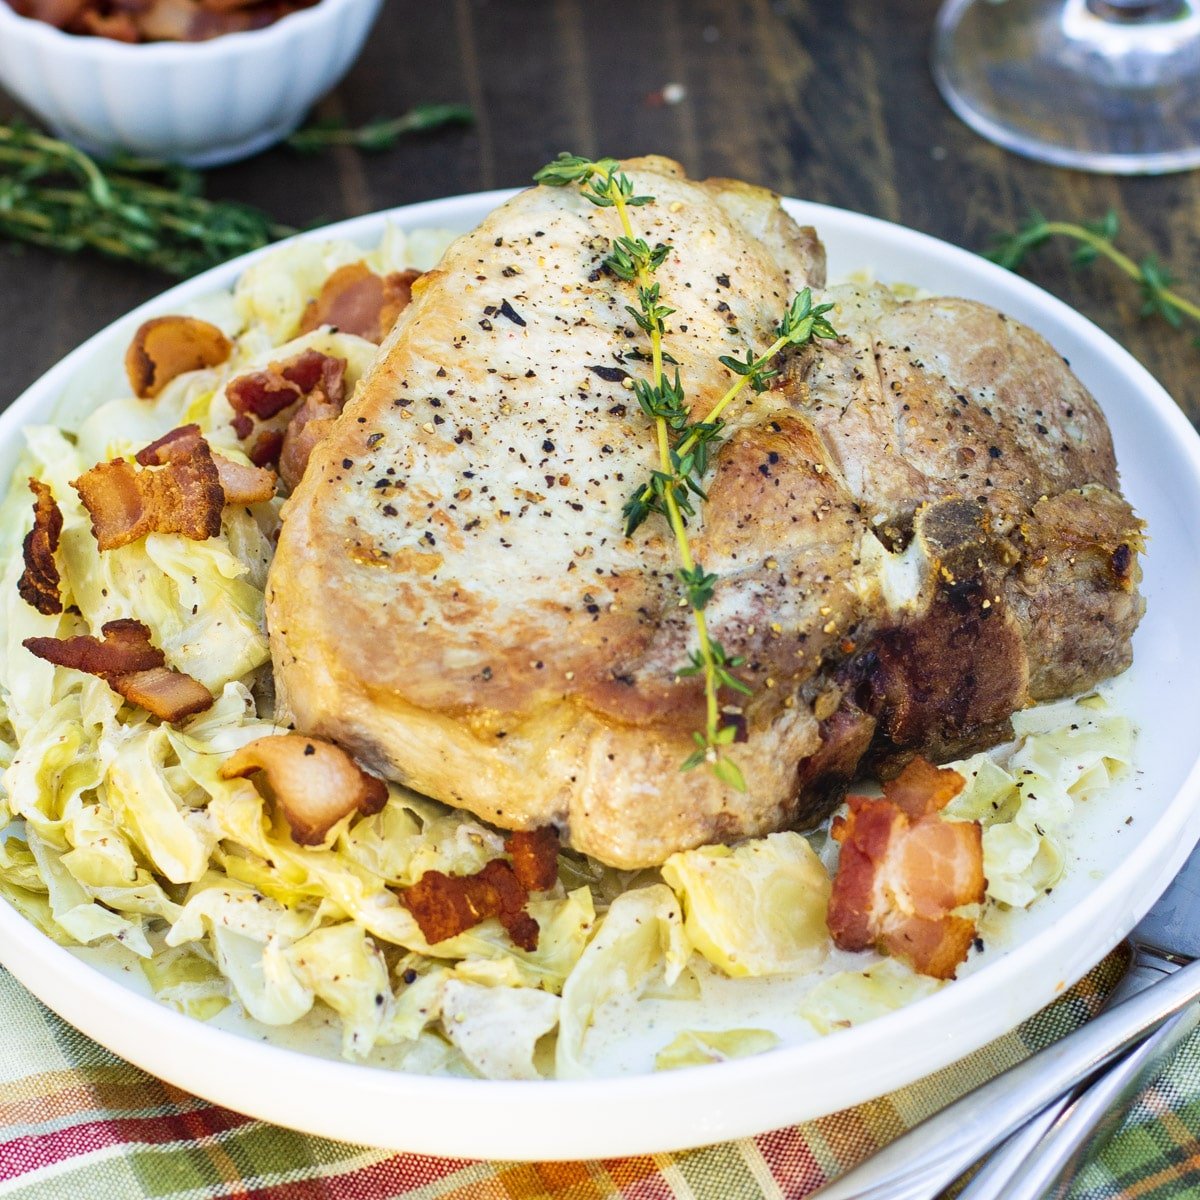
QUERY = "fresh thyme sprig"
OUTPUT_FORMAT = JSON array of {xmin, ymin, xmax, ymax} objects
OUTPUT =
[
  {"xmin": 0, "ymin": 123, "xmax": 293, "ymax": 277},
  {"xmin": 623, "ymin": 288, "xmax": 837, "ymax": 537},
  {"xmin": 285, "ymin": 103, "xmax": 475, "ymax": 153},
  {"xmin": 535, "ymin": 152, "xmax": 839, "ymax": 791},
  {"xmin": 536, "ymin": 152, "xmax": 745, "ymax": 789},
  {"xmin": 989, "ymin": 211, "xmax": 1200, "ymax": 342}
]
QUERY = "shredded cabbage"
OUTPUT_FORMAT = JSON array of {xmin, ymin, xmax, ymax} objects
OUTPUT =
[
  {"xmin": 655, "ymin": 1028, "xmax": 780, "ymax": 1070},
  {"xmin": 945, "ymin": 697, "xmax": 1133, "ymax": 907},
  {"xmin": 800, "ymin": 959, "xmax": 943, "ymax": 1034},
  {"xmin": 556, "ymin": 885, "xmax": 691, "ymax": 1078},
  {"xmin": 439, "ymin": 979, "xmax": 560, "ymax": 1081},
  {"xmin": 662, "ymin": 832, "xmax": 830, "ymax": 977}
]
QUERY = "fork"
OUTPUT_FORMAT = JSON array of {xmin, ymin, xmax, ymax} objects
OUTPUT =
[{"xmin": 807, "ymin": 951, "xmax": 1200, "ymax": 1200}]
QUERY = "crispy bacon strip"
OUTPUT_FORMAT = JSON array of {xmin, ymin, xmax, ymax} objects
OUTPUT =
[
  {"xmin": 881, "ymin": 756, "xmax": 968, "ymax": 819},
  {"xmin": 75, "ymin": 425, "xmax": 275, "ymax": 551},
  {"xmin": 399, "ymin": 829, "xmax": 557, "ymax": 951},
  {"xmin": 133, "ymin": 423, "xmax": 205, "ymax": 467},
  {"xmin": 248, "ymin": 430, "xmax": 285, "ymax": 469},
  {"xmin": 13, "ymin": 0, "xmax": 88, "ymax": 28},
  {"xmin": 297, "ymin": 263, "xmax": 420, "ymax": 344},
  {"xmin": 227, "ymin": 369, "xmax": 305, "ymax": 423},
  {"xmin": 117, "ymin": 666, "xmax": 216, "ymax": 722},
  {"xmin": 505, "ymin": 827, "xmax": 561, "ymax": 893},
  {"xmin": 24, "ymin": 618, "xmax": 163, "ymax": 679},
  {"xmin": 280, "ymin": 349, "xmax": 347, "ymax": 402},
  {"xmin": 226, "ymin": 348, "xmax": 347, "ymax": 424},
  {"xmin": 74, "ymin": 441, "xmax": 222, "ymax": 551},
  {"xmin": 23, "ymin": 618, "xmax": 213, "ymax": 722},
  {"xmin": 18, "ymin": 479, "xmax": 64, "ymax": 616},
  {"xmin": 139, "ymin": 423, "xmax": 277, "ymax": 503},
  {"xmin": 125, "ymin": 316, "xmax": 232, "ymax": 400},
  {"xmin": 218, "ymin": 734, "xmax": 388, "ymax": 846},
  {"xmin": 827, "ymin": 758, "xmax": 985, "ymax": 980},
  {"xmin": 401, "ymin": 860, "xmax": 540, "ymax": 952}
]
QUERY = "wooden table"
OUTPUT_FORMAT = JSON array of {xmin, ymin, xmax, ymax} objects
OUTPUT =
[{"xmin": 0, "ymin": 0, "xmax": 1196, "ymax": 426}]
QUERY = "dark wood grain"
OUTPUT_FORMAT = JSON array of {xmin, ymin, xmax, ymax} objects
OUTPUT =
[{"xmin": 1, "ymin": 0, "xmax": 1197, "ymax": 426}]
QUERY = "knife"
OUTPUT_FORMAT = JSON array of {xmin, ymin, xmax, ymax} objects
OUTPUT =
[
  {"xmin": 955, "ymin": 844, "xmax": 1200, "ymax": 1200},
  {"xmin": 808, "ymin": 846, "xmax": 1200, "ymax": 1200}
]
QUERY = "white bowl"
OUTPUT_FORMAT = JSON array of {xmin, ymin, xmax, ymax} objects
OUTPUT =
[
  {"xmin": 0, "ymin": 0, "xmax": 382, "ymax": 166},
  {"xmin": 1, "ymin": 191, "xmax": 1199, "ymax": 1159}
]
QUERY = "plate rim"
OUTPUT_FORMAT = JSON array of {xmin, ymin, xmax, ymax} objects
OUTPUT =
[{"xmin": 0, "ymin": 189, "xmax": 1198, "ymax": 1159}]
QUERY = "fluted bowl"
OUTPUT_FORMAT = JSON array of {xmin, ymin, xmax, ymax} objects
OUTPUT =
[{"xmin": 0, "ymin": 0, "xmax": 382, "ymax": 167}]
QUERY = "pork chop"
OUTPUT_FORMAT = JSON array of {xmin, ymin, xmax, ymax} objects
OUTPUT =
[{"xmin": 267, "ymin": 157, "xmax": 1143, "ymax": 867}]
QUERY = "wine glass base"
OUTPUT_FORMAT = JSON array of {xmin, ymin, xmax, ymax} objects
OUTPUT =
[{"xmin": 932, "ymin": 0, "xmax": 1200, "ymax": 174}]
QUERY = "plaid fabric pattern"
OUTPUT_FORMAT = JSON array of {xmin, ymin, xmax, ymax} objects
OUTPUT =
[{"xmin": 0, "ymin": 950, "xmax": 1194, "ymax": 1199}]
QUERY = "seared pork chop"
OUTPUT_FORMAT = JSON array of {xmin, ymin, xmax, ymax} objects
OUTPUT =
[{"xmin": 267, "ymin": 158, "xmax": 1142, "ymax": 867}]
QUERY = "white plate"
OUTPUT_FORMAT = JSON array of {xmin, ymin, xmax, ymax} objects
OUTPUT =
[{"xmin": 1, "ymin": 191, "xmax": 1199, "ymax": 1161}]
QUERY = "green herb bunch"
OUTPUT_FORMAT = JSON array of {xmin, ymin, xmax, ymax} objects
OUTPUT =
[
  {"xmin": 0, "ymin": 105, "xmax": 473, "ymax": 278},
  {"xmin": 534, "ymin": 153, "xmax": 838, "ymax": 790},
  {"xmin": 0, "ymin": 124, "xmax": 294, "ymax": 277}
]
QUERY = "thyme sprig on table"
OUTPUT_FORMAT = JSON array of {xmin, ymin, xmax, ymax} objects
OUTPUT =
[
  {"xmin": 0, "ymin": 123, "xmax": 293, "ymax": 277},
  {"xmin": 989, "ymin": 211, "xmax": 1200, "ymax": 342},
  {"xmin": 0, "ymin": 107, "xmax": 474, "ymax": 276},
  {"xmin": 285, "ymin": 103, "xmax": 474, "ymax": 153},
  {"xmin": 534, "ymin": 153, "xmax": 838, "ymax": 790}
]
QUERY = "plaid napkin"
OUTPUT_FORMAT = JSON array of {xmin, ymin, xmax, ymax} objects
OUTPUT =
[{"xmin": 0, "ymin": 949, "xmax": 1196, "ymax": 1200}]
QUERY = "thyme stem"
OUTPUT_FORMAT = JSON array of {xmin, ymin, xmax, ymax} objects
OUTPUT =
[
  {"xmin": 605, "ymin": 173, "xmax": 728, "ymax": 772},
  {"xmin": 989, "ymin": 211, "xmax": 1200, "ymax": 335},
  {"xmin": 285, "ymin": 104, "xmax": 474, "ymax": 153},
  {"xmin": 535, "ymin": 152, "xmax": 754, "ymax": 788}
]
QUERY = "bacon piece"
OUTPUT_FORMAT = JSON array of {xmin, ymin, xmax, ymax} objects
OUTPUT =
[
  {"xmin": 226, "ymin": 369, "xmax": 304, "ymax": 422},
  {"xmin": 133, "ymin": 423, "xmax": 205, "ymax": 467},
  {"xmin": 249, "ymin": 430, "xmax": 285, "ymax": 469},
  {"xmin": 280, "ymin": 348, "xmax": 347, "ymax": 403},
  {"xmin": 400, "ymin": 859, "xmax": 540, "ymax": 952},
  {"xmin": 505, "ymin": 827, "xmax": 560, "ymax": 893},
  {"xmin": 117, "ymin": 666, "xmax": 215, "ymax": 722},
  {"xmin": 213, "ymin": 455, "xmax": 277, "ymax": 504},
  {"xmin": 125, "ymin": 316, "xmax": 232, "ymax": 400},
  {"xmin": 28, "ymin": 0, "xmax": 320, "ymax": 43},
  {"xmin": 142, "ymin": 424, "xmax": 276, "ymax": 503},
  {"xmin": 227, "ymin": 347, "xmax": 343, "ymax": 425},
  {"xmin": 278, "ymin": 390, "xmax": 341, "ymax": 492},
  {"xmin": 297, "ymin": 264, "xmax": 420, "ymax": 344},
  {"xmin": 23, "ymin": 618, "xmax": 213, "ymax": 722},
  {"xmin": 12, "ymin": 0, "xmax": 88, "ymax": 27},
  {"xmin": 218, "ymin": 734, "xmax": 388, "ymax": 846},
  {"xmin": 24, "ymin": 618, "xmax": 163, "ymax": 680},
  {"xmin": 227, "ymin": 349, "xmax": 349, "ymax": 482},
  {"xmin": 75, "ymin": 8, "xmax": 139, "ymax": 39},
  {"xmin": 74, "ymin": 432, "xmax": 223, "ymax": 551},
  {"xmin": 882, "ymin": 756, "xmax": 968, "ymax": 819},
  {"xmin": 827, "ymin": 758, "xmax": 985, "ymax": 980},
  {"xmin": 18, "ymin": 479, "xmax": 64, "ymax": 616}
]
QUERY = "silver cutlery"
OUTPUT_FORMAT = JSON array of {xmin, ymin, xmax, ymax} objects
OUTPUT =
[{"xmin": 956, "ymin": 850, "xmax": 1200, "ymax": 1200}]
